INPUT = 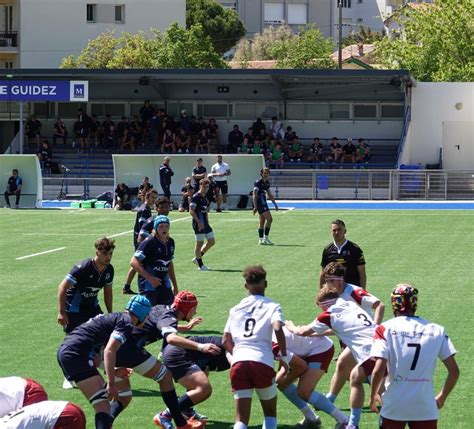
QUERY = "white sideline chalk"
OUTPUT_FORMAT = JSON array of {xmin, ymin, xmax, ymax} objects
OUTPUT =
[{"xmin": 16, "ymin": 247, "xmax": 66, "ymax": 260}]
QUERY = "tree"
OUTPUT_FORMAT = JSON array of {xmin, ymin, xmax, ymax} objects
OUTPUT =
[
  {"xmin": 269, "ymin": 26, "xmax": 336, "ymax": 69},
  {"xmin": 60, "ymin": 24, "xmax": 227, "ymax": 69},
  {"xmin": 342, "ymin": 25, "xmax": 383, "ymax": 48},
  {"xmin": 186, "ymin": 0, "xmax": 246, "ymax": 54},
  {"xmin": 375, "ymin": 0, "xmax": 474, "ymax": 81},
  {"xmin": 234, "ymin": 24, "xmax": 295, "ymax": 62}
]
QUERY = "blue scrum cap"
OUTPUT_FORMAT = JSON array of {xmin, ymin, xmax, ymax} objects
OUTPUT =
[
  {"xmin": 154, "ymin": 215, "xmax": 170, "ymax": 230},
  {"xmin": 126, "ymin": 295, "xmax": 152, "ymax": 323}
]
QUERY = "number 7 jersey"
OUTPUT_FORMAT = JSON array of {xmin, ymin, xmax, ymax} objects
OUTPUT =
[
  {"xmin": 224, "ymin": 294, "xmax": 284, "ymax": 368},
  {"xmin": 370, "ymin": 316, "xmax": 456, "ymax": 421}
]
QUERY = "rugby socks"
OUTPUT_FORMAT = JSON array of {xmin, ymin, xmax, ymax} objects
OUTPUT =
[
  {"xmin": 263, "ymin": 416, "xmax": 277, "ymax": 429},
  {"xmin": 282, "ymin": 384, "xmax": 307, "ymax": 410},
  {"xmin": 178, "ymin": 393, "xmax": 195, "ymax": 411},
  {"xmin": 326, "ymin": 392, "xmax": 337, "ymax": 403},
  {"xmin": 234, "ymin": 422, "xmax": 247, "ymax": 429},
  {"xmin": 264, "ymin": 226, "xmax": 271, "ymax": 237},
  {"xmin": 110, "ymin": 401, "xmax": 124, "ymax": 420},
  {"xmin": 258, "ymin": 228, "xmax": 264, "ymax": 238},
  {"xmin": 94, "ymin": 412, "xmax": 113, "ymax": 429},
  {"xmin": 308, "ymin": 391, "xmax": 336, "ymax": 415},
  {"xmin": 348, "ymin": 408, "xmax": 362, "ymax": 426},
  {"xmin": 162, "ymin": 390, "xmax": 187, "ymax": 428},
  {"xmin": 196, "ymin": 258, "xmax": 204, "ymax": 268}
]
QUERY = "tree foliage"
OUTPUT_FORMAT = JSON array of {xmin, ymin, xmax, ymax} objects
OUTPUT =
[
  {"xmin": 375, "ymin": 0, "xmax": 474, "ymax": 81},
  {"xmin": 342, "ymin": 26, "xmax": 383, "ymax": 48},
  {"xmin": 60, "ymin": 24, "xmax": 227, "ymax": 69},
  {"xmin": 186, "ymin": 0, "xmax": 246, "ymax": 54},
  {"xmin": 270, "ymin": 26, "xmax": 336, "ymax": 69}
]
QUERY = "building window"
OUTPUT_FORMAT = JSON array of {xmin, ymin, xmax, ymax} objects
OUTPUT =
[
  {"xmin": 341, "ymin": 0, "xmax": 351, "ymax": 8},
  {"xmin": 330, "ymin": 103, "xmax": 350, "ymax": 119},
  {"xmin": 381, "ymin": 104, "xmax": 404, "ymax": 119},
  {"xmin": 115, "ymin": 5, "xmax": 125, "ymax": 23},
  {"xmin": 353, "ymin": 104, "xmax": 377, "ymax": 119},
  {"xmin": 4, "ymin": 61, "xmax": 13, "ymax": 69},
  {"xmin": 288, "ymin": 4, "xmax": 307, "ymax": 25},
  {"xmin": 264, "ymin": 3, "xmax": 284, "ymax": 24},
  {"xmin": 221, "ymin": 2, "xmax": 237, "ymax": 10},
  {"xmin": 86, "ymin": 4, "xmax": 96, "ymax": 22},
  {"xmin": 357, "ymin": 18, "xmax": 363, "ymax": 23}
]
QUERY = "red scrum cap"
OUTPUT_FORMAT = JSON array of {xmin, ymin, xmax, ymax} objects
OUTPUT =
[{"xmin": 173, "ymin": 291, "xmax": 198, "ymax": 318}]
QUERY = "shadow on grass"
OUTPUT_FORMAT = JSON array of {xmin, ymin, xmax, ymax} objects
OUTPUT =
[
  {"xmin": 273, "ymin": 244, "xmax": 306, "ymax": 247},
  {"xmin": 210, "ymin": 269, "xmax": 243, "ymax": 273},
  {"xmin": 206, "ymin": 423, "xmax": 297, "ymax": 429},
  {"xmin": 186, "ymin": 329, "xmax": 224, "ymax": 335}
]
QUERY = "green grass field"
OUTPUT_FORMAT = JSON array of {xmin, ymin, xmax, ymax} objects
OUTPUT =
[{"xmin": 0, "ymin": 207, "xmax": 472, "ymax": 428}]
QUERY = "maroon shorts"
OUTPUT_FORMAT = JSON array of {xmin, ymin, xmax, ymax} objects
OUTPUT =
[
  {"xmin": 54, "ymin": 403, "xmax": 86, "ymax": 429},
  {"xmin": 380, "ymin": 417, "xmax": 437, "ymax": 429},
  {"xmin": 23, "ymin": 378, "xmax": 48, "ymax": 407},
  {"xmin": 230, "ymin": 361, "xmax": 275, "ymax": 391},
  {"xmin": 360, "ymin": 358, "xmax": 376, "ymax": 377},
  {"xmin": 305, "ymin": 345, "xmax": 335, "ymax": 373}
]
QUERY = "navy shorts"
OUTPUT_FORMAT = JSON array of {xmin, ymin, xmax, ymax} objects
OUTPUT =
[
  {"xmin": 140, "ymin": 277, "xmax": 174, "ymax": 306},
  {"xmin": 215, "ymin": 181, "xmax": 228, "ymax": 195},
  {"xmin": 65, "ymin": 309, "xmax": 101, "ymax": 334},
  {"xmin": 192, "ymin": 222, "xmax": 213, "ymax": 236},
  {"xmin": 57, "ymin": 344, "xmax": 99, "ymax": 383},
  {"xmin": 167, "ymin": 362, "xmax": 202, "ymax": 382},
  {"xmin": 116, "ymin": 341, "xmax": 152, "ymax": 368},
  {"xmin": 257, "ymin": 201, "xmax": 270, "ymax": 215}
]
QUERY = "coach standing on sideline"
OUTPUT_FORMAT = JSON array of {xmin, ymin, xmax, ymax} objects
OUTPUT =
[
  {"xmin": 319, "ymin": 219, "xmax": 366, "ymax": 289},
  {"xmin": 159, "ymin": 156, "xmax": 174, "ymax": 204},
  {"xmin": 210, "ymin": 155, "xmax": 231, "ymax": 212}
]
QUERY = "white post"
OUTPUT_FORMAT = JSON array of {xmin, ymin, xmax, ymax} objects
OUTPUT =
[{"xmin": 19, "ymin": 101, "xmax": 24, "ymax": 154}]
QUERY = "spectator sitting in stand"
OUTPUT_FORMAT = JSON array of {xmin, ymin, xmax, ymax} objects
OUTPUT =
[
  {"xmin": 251, "ymin": 137, "xmax": 264, "ymax": 155},
  {"xmin": 37, "ymin": 140, "xmax": 53, "ymax": 174},
  {"xmin": 308, "ymin": 137, "xmax": 324, "ymax": 163},
  {"xmin": 270, "ymin": 116, "xmax": 284, "ymax": 141},
  {"xmin": 243, "ymin": 127, "xmax": 255, "ymax": 147},
  {"xmin": 228, "ymin": 124, "xmax": 244, "ymax": 153},
  {"xmin": 356, "ymin": 138, "xmax": 371, "ymax": 164},
  {"xmin": 267, "ymin": 141, "xmax": 284, "ymax": 169},
  {"xmin": 257, "ymin": 127, "xmax": 270, "ymax": 147},
  {"xmin": 342, "ymin": 138, "xmax": 357, "ymax": 163},
  {"xmin": 326, "ymin": 137, "xmax": 342, "ymax": 163},
  {"xmin": 114, "ymin": 183, "xmax": 132, "ymax": 210},
  {"xmin": 103, "ymin": 124, "xmax": 117, "ymax": 152},
  {"xmin": 283, "ymin": 126, "xmax": 296, "ymax": 145},
  {"xmin": 25, "ymin": 114, "xmax": 42, "ymax": 148},
  {"xmin": 139, "ymin": 99, "xmax": 155, "ymax": 125},
  {"xmin": 238, "ymin": 137, "xmax": 250, "ymax": 154},
  {"xmin": 252, "ymin": 117, "xmax": 266, "ymax": 135},
  {"xmin": 175, "ymin": 128, "xmax": 191, "ymax": 153},
  {"xmin": 161, "ymin": 129, "xmax": 176, "ymax": 153},
  {"xmin": 117, "ymin": 116, "xmax": 130, "ymax": 144},
  {"xmin": 196, "ymin": 128, "xmax": 211, "ymax": 154},
  {"xmin": 179, "ymin": 177, "xmax": 194, "ymax": 212},
  {"xmin": 138, "ymin": 176, "xmax": 154, "ymax": 202},
  {"xmin": 119, "ymin": 127, "xmax": 135, "ymax": 152},
  {"xmin": 207, "ymin": 118, "xmax": 219, "ymax": 152},
  {"xmin": 180, "ymin": 110, "xmax": 191, "ymax": 136},
  {"xmin": 53, "ymin": 117, "xmax": 68, "ymax": 146},
  {"xmin": 189, "ymin": 115, "xmax": 199, "ymax": 148},
  {"xmin": 130, "ymin": 115, "xmax": 143, "ymax": 147},
  {"xmin": 287, "ymin": 137, "xmax": 304, "ymax": 162},
  {"xmin": 89, "ymin": 114, "xmax": 101, "ymax": 147}
]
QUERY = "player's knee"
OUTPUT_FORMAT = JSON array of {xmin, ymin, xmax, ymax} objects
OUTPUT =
[
  {"xmin": 296, "ymin": 386, "xmax": 311, "ymax": 402},
  {"xmin": 196, "ymin": 381, "xmax": 212, "ymax": 399},
  {"xmin": 88, "ymin": 387, "xmax": 108, "ymax": 407}
]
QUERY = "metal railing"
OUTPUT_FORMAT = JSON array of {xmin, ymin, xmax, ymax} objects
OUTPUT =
[{"xmin": 0, "ymin": 31, "xmax": 18, "ymax": 47}]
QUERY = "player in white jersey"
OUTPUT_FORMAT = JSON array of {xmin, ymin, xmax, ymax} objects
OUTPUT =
[
  {"xmin": 321, "ymin": 262, "xmax": 385, "ymax": 404},
  {"xmin": 0, "ymin": 400, "xmax": 85, "ymax": 429},
  {"xmin": 369, "ymin": 284, "xmax": 459, "ymax": 429},
  {"xmin": 286, "ymin": 286, "xmax": 378, "ymax": 429},
  {"xmin": 223, "ymin": 265, "xmax": 289, "ymax": 429},
  {"xmin": 273, "ymin": 327, "xmax": 349, "ymax": 428},
  {"xmin": 0, "ymin": 377, "xmax": 48, "ymax": 418}
]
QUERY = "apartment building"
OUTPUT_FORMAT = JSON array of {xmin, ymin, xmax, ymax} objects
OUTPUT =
[{"xmin": 0, "ymin": 0, "xmax": 185, "ymax": 68}]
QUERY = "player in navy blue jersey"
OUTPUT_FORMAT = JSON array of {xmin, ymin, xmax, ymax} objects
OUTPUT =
[
  {"xmin": 156, "ymin": 335, "xmax": 231, "ymax": 424},
  {"xmin": 252, "ymin": 168, "xmax": 278, "ymax": 245},
  {"xmin": 113, "ymin": 292, "xmax": 219, "ymax": 428},
  {"xmin": 130, "ymin": 215, "xmax": 177, "ymax": 306},
  {"xmin": 123, "ymin": 189, "xmax": 159, "ymax": 295},
  {"xmin": 57, "ymin": 295, "xmax": 152, "ymax": 429},
  {"xmin": 190, "ymin": 179, "xmax": 215, "ymax": 271}
]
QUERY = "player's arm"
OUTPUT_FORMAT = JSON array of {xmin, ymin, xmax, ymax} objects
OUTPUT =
[
  {"xmin": 273, "ymin": 320, "xmax": 289, "ymax": 375},
  {"xmin": 189, "ymin": 204, "xmax": 204, "ymax": 230},
  {"xmin": 358, "ymin": 264, "xmax": 367, "ymax": 290},
  {"xmin": 177, "ymin": 316, "xmax": 203, "ymax": 332},
  {"xmin": 369, "ymin": 357, "xmax": 387, "ymax": 413},
  {"xmin": 103, "ymin": 337, "xmax": 123, "ymax": 400},
  {"xmin": 57, "ymin": 279, "xmax": 73, "ymax": 326},
  {"xmin": 222, "ymin": 332, "xmax": 234, "ymax": 354},
  {"xmin": 167, "ymin": 261, "xmax": 178, "ymax": 296},
  {"xmin": 103, "ymin": 285, "xmax": 113, "ymax": 313},
  {"xmin": 165, "ymin": 332, "xmax": 220, "ymax": 355},
  {"xmin": 319, "ymin": 267, "xmax": 325, "ymax": 288},
  {"xmin": 371, "ymin": 300, "xmax": 385, "ymax": 325},
  {"xmin": 252, "ymin": 188, "xmax": 259, "ymax": 215},
  {"xmin": 130, "ymin": 256, "xmax": 161, "ymax": 288},
  {"xmin": 284, "ymin": 320, "xmax": 314, "ymax": 336},
  {"xmin": 225, "ymin": 168, "xmax": 231, "ymax": 176},
  {"xmin": 435, "ymin": 355, "xmax": 460, "ymax": 409},
  {"xmin": 267, "ymin": 189, "xmax": 278, "ymax": 210}
]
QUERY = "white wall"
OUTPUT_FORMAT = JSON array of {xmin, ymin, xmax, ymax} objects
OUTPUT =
[
  {"xmin": 403, "ymin": 83, "xmax": 474, "ymax": 167},
  {"xmin": 19, "ymin": 0, "xmax": 185, "ymax": 68}
]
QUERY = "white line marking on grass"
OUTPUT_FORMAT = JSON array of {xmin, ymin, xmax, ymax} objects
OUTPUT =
[
  {"xmin": 16, "ymin": 247, "xmax": 66, "ymax": 260},
  {"xmin": 107, "ymin": 217, "xmax": 191, "ymax": 238},
  {"xmin": 66, "ymin": 208, "xmax": 85, "ymax": 213}
]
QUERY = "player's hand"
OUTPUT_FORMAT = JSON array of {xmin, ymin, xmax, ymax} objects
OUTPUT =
[
  {"xmin": 57, "ymin": 311, "xmax": 68, "ymax": 327},
  {"xmin": 285, "ymin": 320, "xmax": 296, "ymax": 333},
  {"xmin": 202, "ymin": 343, "xmax": 221, "ymax": 355},
  {"xmin": 107, "ymin": 382, "xmax": 119, "ymax": 401},
  {"xmin": 274, "ymin": 204, "xmax": 279, "ymax": 211},
  {"xmin": 149, "ymin": 277, "xmax": 161, "ymax": 288},
  {"xmin": 115, "ymin": 367, "xmax": 133, "ymax": 379},
  {"xmin": 187, "ymin": 317, "xmax": 203, "ymax": 330},
  {"xmin": 278, "ymin": 356, "xmax": 290, "ymax": 377},
  {"xmin": 435, "ymin": 393, "xmax": 446, "ymax": 409},
  {"xmin": 369, "ymin": 394, "xmax": 382, "ymax": 413},
  {"xmin": 198, "ymin": 222, "xmax": 204, "ymax": 231},
  {"xmin": 173, "ymin": 286, "xmax": 179, "ymax": 296}
]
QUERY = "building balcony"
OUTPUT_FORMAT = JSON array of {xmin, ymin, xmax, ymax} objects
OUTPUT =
[{"xmin": 0, "ymin": 31, "xmax": 18, "ymax": 52}]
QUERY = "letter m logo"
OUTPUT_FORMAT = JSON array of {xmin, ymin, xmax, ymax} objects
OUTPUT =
[{"xmin": 74, "ymin": 84, "xmax": 85, "ymax": 98}]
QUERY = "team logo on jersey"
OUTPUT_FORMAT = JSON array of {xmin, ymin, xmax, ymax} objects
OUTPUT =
[{"xmin": 105, "ymin": 273, "xmax": 111, "ymax": 281}]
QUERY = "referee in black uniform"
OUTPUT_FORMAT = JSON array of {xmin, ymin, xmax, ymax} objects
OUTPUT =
[{"xmin": 319, "ymin": 219, "xmax": 366, "ymax": 289}]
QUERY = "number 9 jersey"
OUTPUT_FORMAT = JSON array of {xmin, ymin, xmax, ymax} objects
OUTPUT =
[{"xmin": 224, "ymin": 295, "xmax": 284, "ymax": 368}]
